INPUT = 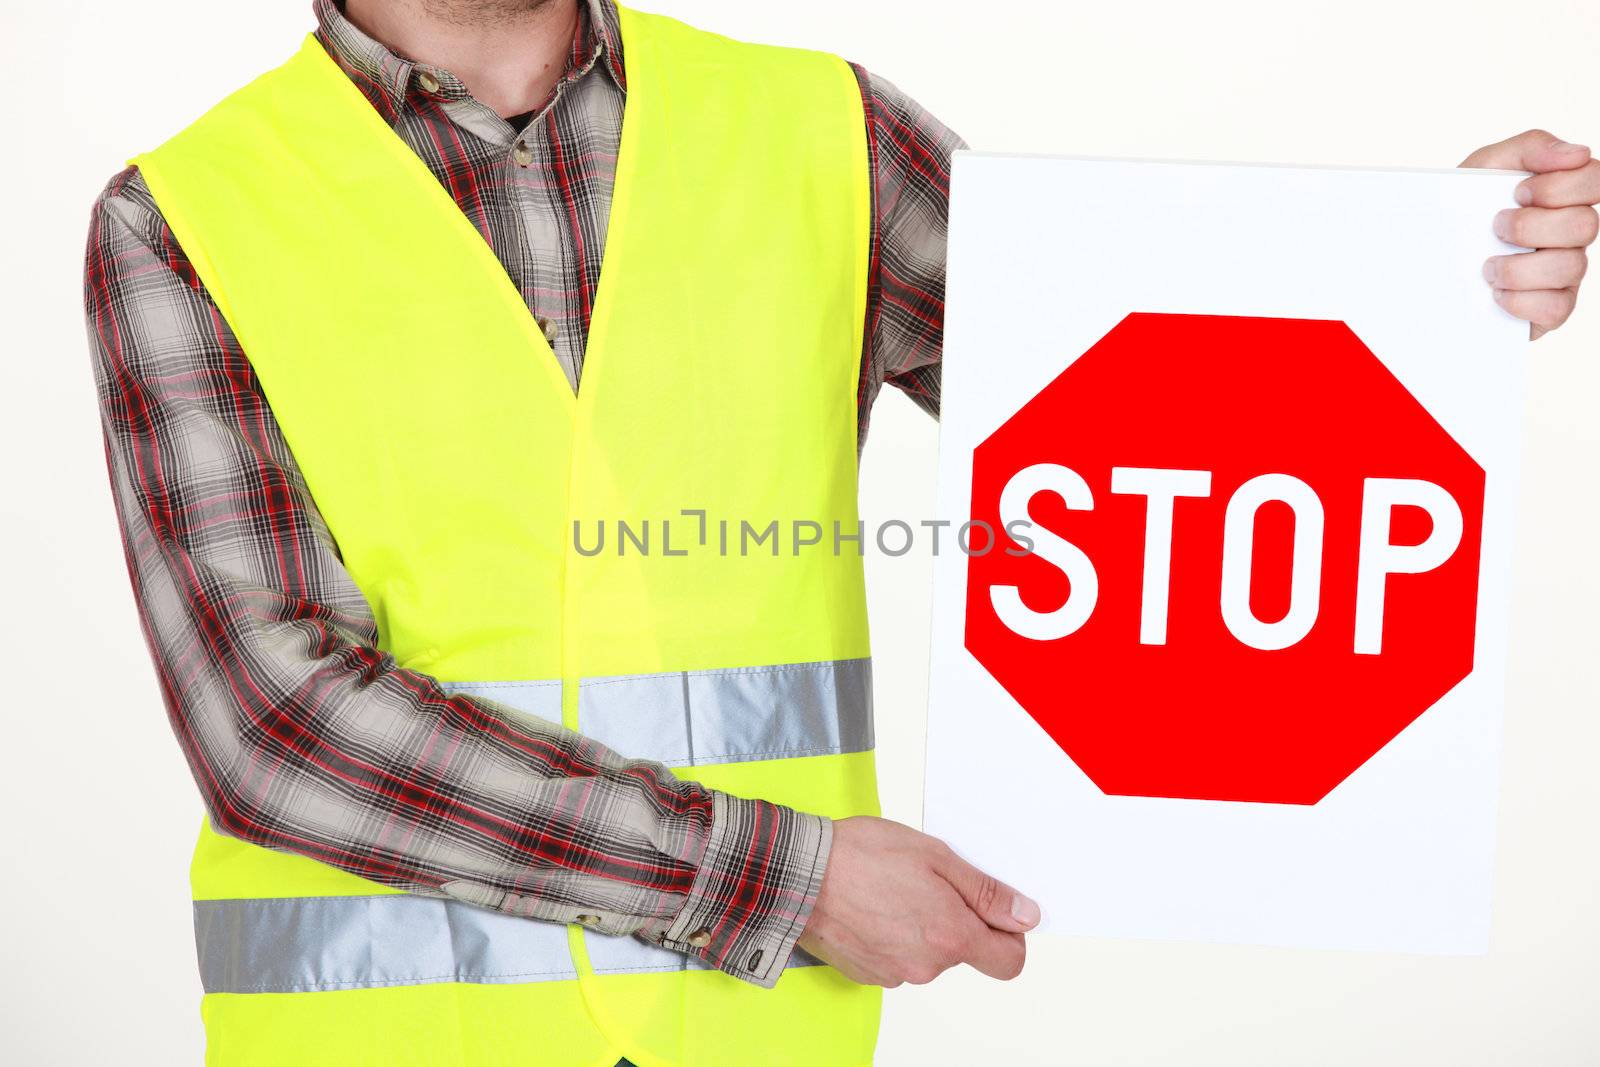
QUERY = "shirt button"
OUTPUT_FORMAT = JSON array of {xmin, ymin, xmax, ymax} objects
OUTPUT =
[
  {"xmin": 687, "ymin": 928, "xmax": 713, "ymax": 948},
  {"xmin": 575, "ymin": 913, "xmax": 601, "ymax": 928},
  {"xmin": 416, "ymin": 70, "xmax": 442, "ymax": 95},
  {"xmin": 535, "ymin": 315, "xmax": 558, "ymax": 344},
  {"xmin": 512, "ymin": 142, "xmax": 535, "ymax": 167}
]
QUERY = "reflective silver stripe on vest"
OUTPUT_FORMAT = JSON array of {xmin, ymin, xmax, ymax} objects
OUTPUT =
[
  {"xmin": 580, "ymin": 926, "xmax": 822, "ymax": 976},
  {"xmin": 578, "ymin": 658, "xmax": 873, "ymax": 766},
  {"xmin": 444, "ymin": 657, "xmax": 874, "ymax": 767},
  {"xmin": 194, "ymin": 895, "xmax": 577, "ymax": 993},
  {"xmin": 198, "ymin": 659, "xmax": 866, "ymax": 994},
  {"xmin": 195, "ymin": 895, "xmax": 820, "ymax": 994}
]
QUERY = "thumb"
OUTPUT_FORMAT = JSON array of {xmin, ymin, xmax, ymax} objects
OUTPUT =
[
  {"xmin": 935, "ymin": 850, "xmax": 1041, "ymax": 933},
  {"xmin": 1461, "ymin": 129, "xmax": 1590, "ymax": 174}
]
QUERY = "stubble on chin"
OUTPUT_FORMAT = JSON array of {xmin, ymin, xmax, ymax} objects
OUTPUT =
[{"xmin": 417, "ymin": 0, "xmax": 563, "ymax": 28}]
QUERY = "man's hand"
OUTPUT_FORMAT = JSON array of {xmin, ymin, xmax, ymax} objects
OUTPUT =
[
  {"xmin": 1461, "ymin": 130, "xmax": 1599, "ymax": 339},
  {"xmin": 798, "ymin": 816, "xmax": 1040, "ymax": 987}
]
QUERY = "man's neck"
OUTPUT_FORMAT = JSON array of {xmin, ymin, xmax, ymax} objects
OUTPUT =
[{"xmin": 343, "ymin": 0, "xmax": 580, "ymax": 118}]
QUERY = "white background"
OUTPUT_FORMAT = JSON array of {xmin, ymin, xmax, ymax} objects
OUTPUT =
[{"xmin": 2, "ymin": 0, "xmax": 1596, "ymax": 1063}]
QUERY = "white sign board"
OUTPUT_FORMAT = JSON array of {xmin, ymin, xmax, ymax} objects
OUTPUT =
[{"xmin": 923, "ymin": 154, "xmax": 1528, "ymax": 953}]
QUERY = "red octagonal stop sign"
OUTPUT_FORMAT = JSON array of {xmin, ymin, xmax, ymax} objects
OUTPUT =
[{"xmin": 965, "ymin": 313, "xmax": 1485, "ymax": 805}]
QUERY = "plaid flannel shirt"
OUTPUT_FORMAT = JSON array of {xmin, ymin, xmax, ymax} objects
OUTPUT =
[{"xmin": 82, "ymin": 0, "xmax": 962, "ymax": 987}]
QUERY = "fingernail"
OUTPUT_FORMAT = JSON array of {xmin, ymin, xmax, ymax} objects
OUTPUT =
[
  {"xmin": 1482, "ymin": 257, "xmax": 1500, "ymax": 284},
  {"xmin": 1514, "ymin": 182, "xmax": 1534, "ymax": 206},
  {"xmin": 1554, "ymin": 140, "xmax": 1589, "ymax": 154},
  {"xmin": 1011, "ymin": 893, "xmax": 1041, "ymax": 928},
  {"xmin": 1493, "ymin": 209, "xmax": 1515, "ymax": 239}
]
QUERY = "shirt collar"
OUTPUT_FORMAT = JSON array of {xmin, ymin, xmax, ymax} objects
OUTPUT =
[
  {"xmin": 312, "ymin": 0, "xmax": 626, "ymax": 123},
  {"xmin": 589, "ymin": 0, "xmax": 627, "ymax": 89}
]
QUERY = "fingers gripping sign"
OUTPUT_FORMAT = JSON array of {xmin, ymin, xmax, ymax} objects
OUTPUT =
[
  {"xmin": 1463, "ymin": 130, "xmax": 1598, "ymax": 337},
  {"xmin": 798, "ymin": 816, "xmax": 1040, "ymax": 988}
]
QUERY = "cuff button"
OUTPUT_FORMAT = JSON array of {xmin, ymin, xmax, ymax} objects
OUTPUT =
[
  {"xmin": 687, "ymin": 928, "xmax": 713, "ymax": 948},
  {"xmin": 576, "ymin": 914, "xmax": 601, "ymax": 928}
]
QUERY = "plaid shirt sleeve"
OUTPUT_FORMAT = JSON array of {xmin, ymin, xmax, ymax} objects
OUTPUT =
[
  {"xmin": 855, "ymin": 68, "xmax": 967, "ymax": 440},
  {"xmin": 82, "ymin": 167, "xmax": 830, "ymax": 988}
]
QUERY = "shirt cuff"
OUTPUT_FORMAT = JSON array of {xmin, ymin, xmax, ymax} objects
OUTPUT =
[{"xmin": 644, "ymin": 792, "xmax": 831, "ymax": 988}]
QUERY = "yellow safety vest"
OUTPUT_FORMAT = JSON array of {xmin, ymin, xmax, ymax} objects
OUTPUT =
[{"xmin": 133, "ymin": 7, "xmax": 879, "ymax": 1066}]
